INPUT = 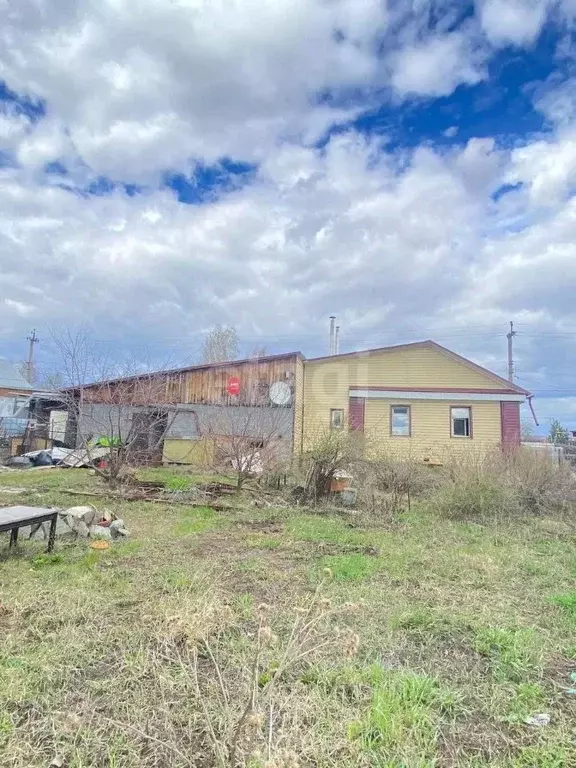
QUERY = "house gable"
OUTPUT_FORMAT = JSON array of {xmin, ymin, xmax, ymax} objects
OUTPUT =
[{"xmin": 304, "ymin": 340, "xmax": 525, "ymax": 393}]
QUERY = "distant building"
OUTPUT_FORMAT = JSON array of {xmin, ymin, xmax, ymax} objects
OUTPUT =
[{"xmin": 0, "ymin": 361, "xmax": 34, "ymax": 439}]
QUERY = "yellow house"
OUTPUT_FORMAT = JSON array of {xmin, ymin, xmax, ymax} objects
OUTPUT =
[{"xmin": 298, "ymin": 341, "xmax": 530, "ymax": 459}]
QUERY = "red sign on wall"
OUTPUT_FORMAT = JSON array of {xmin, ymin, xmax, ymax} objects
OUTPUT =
[{"xmin": 226, "ymin": 376, "xmax": 241, "ymax": 396}]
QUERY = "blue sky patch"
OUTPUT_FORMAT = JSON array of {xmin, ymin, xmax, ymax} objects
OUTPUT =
[
  {"xmin": 0, "ymin": 80, "xmax": 45, "ymax": 121},
  {"xmin": 164, "ymin": 159, "xmax": 257, "ymax": 204}
]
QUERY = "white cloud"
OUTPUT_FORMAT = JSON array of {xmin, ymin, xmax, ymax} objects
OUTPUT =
[
  {"xmin": 0, "ymin": 103, "xmax": 30, "ymax": 150},
  {"xmin": 389, "ymin": 31, "xmax": 485, "ymax": 97},
  {"xmin": 477, "ymin": 0, "xmax": 552, "ymax": 46},
  {"xmin": 0, "ymin": 0, "xmax": 575, "ymax": 426},
  {"xmin": 0, "ymin": 0, "xmax": 389, "ymax": 180},
  {"xmin": 507, "ymin": 131, "xmax": 576, "ymax": 205}
]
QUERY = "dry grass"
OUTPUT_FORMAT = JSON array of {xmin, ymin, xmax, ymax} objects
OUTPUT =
[{"xmin": 1, "ymin": 467, "xmax": 575, "ymax": 767}]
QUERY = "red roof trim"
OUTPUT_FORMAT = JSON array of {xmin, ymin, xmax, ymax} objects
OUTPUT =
[
  {"xmin": 349, "ymin": 386, "xmax": 524, "ymax": 395},
  {"xmin": 307, "ymin": 339, "xmax": 530, "ymax": 396}
]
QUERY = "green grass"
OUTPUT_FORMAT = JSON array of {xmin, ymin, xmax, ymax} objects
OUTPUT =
[
  {"xmin": 174, "ymin": 505, "xmax": 223, "ymax": 535},
  {"xmin": 550, "ymin": 591, "xmax": 576, "ymax": 620},
  {"xmin": 315, "ymin": 553, "xmax": 381, "ymax": 582},
  {"xmin": 1, "ymin": 470, "xmax": 575, "ymax": 767},
  {"xmin": 349, "ymin": 670, "xmax": 462, "ymax": 766},
  {"xmin": 285, "ymin": 514, "xmax": 372, "ymax": 546}
]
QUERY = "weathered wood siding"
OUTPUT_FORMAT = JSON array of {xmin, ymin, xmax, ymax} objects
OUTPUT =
[{"xmin": 80, "ymin": 355, "xmax": 300, "ymax": 408}]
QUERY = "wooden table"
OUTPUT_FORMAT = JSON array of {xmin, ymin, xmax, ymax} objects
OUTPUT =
[{"xmin": 0, "ymin": 506, "xmax": 59, "ymax": 552}]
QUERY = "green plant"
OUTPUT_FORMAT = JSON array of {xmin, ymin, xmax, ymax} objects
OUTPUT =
[
  {"xmin": 31, "ymin": 553, "xmax": 64, "ymax": 569},
  {"xmin": 473, "ymin": 627, "xmax": 542, "ymax": 682},
  {"xmin": 504, "ymin": 682, "xmax": 547, "ymax": 723},
  {"xmin": 315, "ymin": 554, "xmax": 380, "ymax": 582},
  {"xmin": 551, "ymin": 592, "xmax": 576, "ymax": 619},
  {"xmin": 548, "ymin": 419, "xmax": 570, "ymax": 445},
  {"xmin": 164, "ymin": 474, "xmax": 193, "ymax": 492},
  {"xmin": 349, "ymin": 671, "xmax": 461, "ymax": 765},
  {"xmin": 434, "ymin": 477, "xmax": 518, "ymax": 520}
]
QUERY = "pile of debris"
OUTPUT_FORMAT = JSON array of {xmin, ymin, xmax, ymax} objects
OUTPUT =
[
  {"xmin": 5, "ymin": 446, "xmax": 109, "ymax": 470},
  {"xmin": 30, "ymin": 505, "xmax": 129, "ymax": 542}
]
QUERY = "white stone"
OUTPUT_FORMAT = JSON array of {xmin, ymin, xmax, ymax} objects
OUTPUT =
[
  {"xmin": 89, "ymin": 525, "xmax": 112, "ymax": 541},
  {"xmin": 64, "ymin": 505, "xmax": 97, "ymax": 526}
]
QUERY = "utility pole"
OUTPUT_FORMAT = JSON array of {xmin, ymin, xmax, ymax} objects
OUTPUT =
[
  {"xmin": 26, "ymin": 329, "xmax": 39, "ymax": 385},
  {"xmin": 506, "ymin": 321, "xmax": 516, "ymax": 382}
]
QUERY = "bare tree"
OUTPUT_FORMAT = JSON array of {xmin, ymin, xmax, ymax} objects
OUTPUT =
[
  {"xmin": 303, "ymin": 425, "xmax": 362, "ymax": 502},
  {"xmin": 201, "ymin": 325, "xmax": 239, "ymax": 364},
  {"xmin": 53, "ymin": 329, "xmax": 182, "ymax": 488},
  {"xmin": 17, "ymin": 361, "xmax": 33, "ymax": 385},
  {"xmin": 203, "ymin": 406, "xmax": 291, "ymax": 490},
  {"xmin": 249, "ymin": 345, "xmax": 268, "ymax": 359}
]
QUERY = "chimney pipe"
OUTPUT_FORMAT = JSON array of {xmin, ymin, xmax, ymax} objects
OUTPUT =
[
  {"xmin": 335, "ymin": 325, "xmax": 340, "ymax": 355},
  {"xmin": 329, "ymin": 316, "xmax": 336, "ymax": 355}
]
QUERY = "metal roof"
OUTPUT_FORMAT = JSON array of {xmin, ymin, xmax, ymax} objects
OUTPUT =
[{"xmin": 0, "ymin": 360, "xmax": 34, "ymax": 391}]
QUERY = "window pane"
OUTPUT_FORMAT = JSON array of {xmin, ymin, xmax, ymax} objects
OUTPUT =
[
  {"xmin": 330, "ymin": 409, "xmax": 344, "ymax": 429},
  {"xmin": 391, "ymin": 406, "xmax": 410, "ymax": 436},
  {"xmin": 453, "ymin": 418, "xmax": 468, "ymax": 436},
  {"xmin": 451, "ymin": 407, "xmax": 471, "ymax": 437}
]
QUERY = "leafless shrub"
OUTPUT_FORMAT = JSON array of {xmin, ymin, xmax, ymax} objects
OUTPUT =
[
  {"xmin": 203, "ymin": 406, "xmax": 292, "ymax": 490},
  {"xmin": 432, "ymin": 448, "xmax": 576, "ymax": 521},
  {"xmin": 505, "ymin": 447, "xmax": 576, "ymax": 514},
  {"xmin": 53, "ymin": 329, "xmax": 184, "ymax": 488},
  {"xmin": 355, "ymin": 453, "xmax": 438, "ymax": 517},
  {"xmin": 301, "ymin": 426, "xmax": 363, "ymax": 503},
  {"xmin": 173, "ymin": 574, "xmax": 360, "ymax": 767}
]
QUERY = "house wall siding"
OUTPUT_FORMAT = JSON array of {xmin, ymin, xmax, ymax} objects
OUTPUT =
[
  {"xmin": 302, "ymin": 346, "xmax": 511, "ymax": 453},
  {"xmin": 292, "ymin": 356, "xmax": 305, "ymax": 455},
  {"xmin": 363, "ymin": 399, "xmax": 502, "ymax": 457}
]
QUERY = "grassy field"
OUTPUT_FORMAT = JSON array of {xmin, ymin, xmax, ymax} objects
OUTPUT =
[{"xmin": 0, "ymin": 468, "xmax": 575, "ymax": 767}]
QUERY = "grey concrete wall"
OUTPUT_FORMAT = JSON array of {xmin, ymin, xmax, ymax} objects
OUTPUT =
[
  {"xmin": 77, "ymin": 404, "xmax": 135, "ymax": 444},
  {"xmin": 77, "ymin": 402, "xmax": 293, "ymax": 456}
]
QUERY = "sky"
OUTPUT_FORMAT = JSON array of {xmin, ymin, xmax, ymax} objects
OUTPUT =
[{"xmin": 1, "ymin": 0, "xmax": 576, "ymax": 431}]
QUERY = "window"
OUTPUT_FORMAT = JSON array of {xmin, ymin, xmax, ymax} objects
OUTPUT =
[
  {"xmin": 391, "ymin": 405, "xmax": 410, "ymax": 436},
  {"xmin": 451, "ymin": 406, "xmax": 472, "ymax": 438},
  {"xmin": 13, "ymin": 396, "xmax": 29, "ymax": 415},
  {"xmin": 330, "ymin": 408, "xmax": 344, "ymax": 429}
]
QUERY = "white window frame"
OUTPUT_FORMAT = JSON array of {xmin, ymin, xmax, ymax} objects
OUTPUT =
[
  {"xmin": 390, "ymin": 405, "xmax": 411, "ymax": 437},
  {"xmin": 330, "ymin": 408, "xmax": 344, "ymax": 430},
  {"xmin": 451, "ymin": 406, "xmax": 472, "ymax": 438}
]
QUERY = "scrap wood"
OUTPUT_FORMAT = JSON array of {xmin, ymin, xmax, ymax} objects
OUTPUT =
[
  {"xmin": 196, "ymin": 481, "xmax": 238, "ymax": 495},
  {"xmin": 59, "ymin": 488, "xmax": 234, "ymax": 511}
]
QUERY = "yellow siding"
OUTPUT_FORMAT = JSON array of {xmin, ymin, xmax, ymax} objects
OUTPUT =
[
  {"xmin": 302, "ymin": 344, "xmax": 507, "ymax": 453},
  {"xmin": 363, "ymin": 399, "xmax": 501, "ymax": 459},
  {"xmin": 292, "ymin": 356, "xmax": 305, "ymax": 455},
  {"xmin": 163, "ymin": 438, "xmax": 214, "ymax": 466}
]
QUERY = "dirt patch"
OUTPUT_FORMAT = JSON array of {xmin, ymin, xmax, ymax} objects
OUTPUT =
[
  {"xmin": 439, "ymin": 718, "xmax": 516, "ymax": 767},
  {"xmin": 314, "ymin": 542, "xmax": 381, "ymax": 556}
]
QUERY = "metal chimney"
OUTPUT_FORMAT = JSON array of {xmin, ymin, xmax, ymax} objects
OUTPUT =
[
  {"xmin": 335, "ymin": 325, "xmax": 340, "ymax": 355},
  {"xmin": 329, "ymin": 316, "xmax": 336, "ymax": 355}
]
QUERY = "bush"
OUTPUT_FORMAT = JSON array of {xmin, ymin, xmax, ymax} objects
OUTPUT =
[
  {"xmin": 302, "ymin": 429, "xmax": 363, "ymax": 502},
  {"xmin": 355, "ymin": 454, "xmax": 438, "ymax": 516},
  {"xmin": 431, "ymin": 448, "xmax": 576, "ymax": 521}
]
